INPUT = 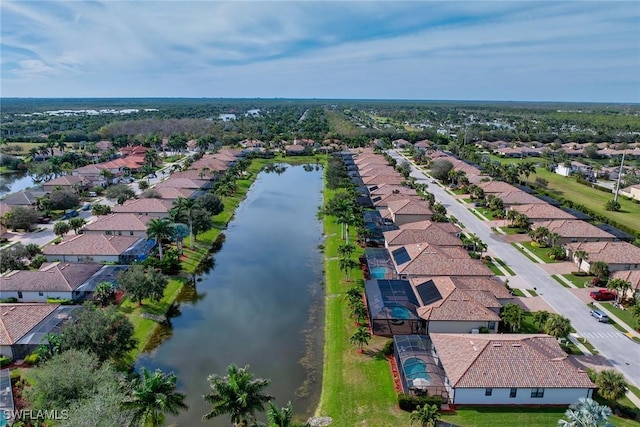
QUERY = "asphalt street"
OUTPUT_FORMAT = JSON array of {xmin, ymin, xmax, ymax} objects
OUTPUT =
[{"xmin": 388, "ymin": 150, "xmax": 640, "ymax": 387}]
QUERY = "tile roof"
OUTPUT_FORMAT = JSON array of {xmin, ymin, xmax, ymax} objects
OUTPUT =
[
  {"xmin": 384, "ymin": 225, "xmax": 462, "ymax": 247},
  {"xmin": 387, "ymin": 199, "xmax": 433, "ymax": 216},
  {"xmin": 357, "ymin": 166, "xmax": 397, "ymax": 177},
  {"xmin": 43, "ymin": 234, "xmax": 142, "ymax": 256},
  {"xmin": 390, "ymin": 244, "xmax": 494, "ymax": 277},
  {"xmin": 362, "ymin": 174, "xmax": 405, "ymax": 185},
  {"xmin": 1, "ymin": 190, "xmax": 48, "ymax": 206},
  {"xmin": 1, "ymin": 262, "xmax": 103, "ymax": 292},
  {"xmin": 479, "ymin": 181, "xmax": 519, "ymax": 194},
  {"xmin": 566, "ymin": 241, "xmax": 640, "ymax": 265},
  {"xmin": 152, "ymin": 187, "xmax": 196, "ymax": 200},
  {"xmin": 112, "ymin": 198, "xmax": 173, "ymax": 214},
  {"xmin": 399, "ymin": 220, "xmax": 461, "ymax": 234},
  {"xmin": 83, "ymin": 213, "xmax": 151, "ymax": 232},
  {"xmin": 430, "ymin": 333, "xmax": 594, "ymax": 389},
  {"xmin": 450, "ymin": 276, "xmax": 513, "ymax": 300},
  {"xmin": 496, "ymin": 190, "xmax": 545, "ymax": 205},
  {"xmin": 531, "ymin": 220, "xmax": 616, "ymax": 239},
  {"xmin": 368, "ymin": 184, "xmax": 418, "ymax": 196},
  {"xmin": 43, "ymin": 175, "xmax": 90, "ymax": 187},
  {"xmin": 0, "ymin": 303, "xmax": 59, "ymax": 345},
  {"xmin": 372, "ymin": 193, "xmax": 423, "ymax": 207},
  {"xmin": 611, "ymin": 270, "xmax": 640, "ymax": 291},
  {"xmin": 171, "ymin": 169, "xmax": 217, "ymax": 181},
  {"xmin": 154, "ymin": 178, "xmax": 209, "ymax": 190},
  {"xmin": 509, "ymin": 204, "xmax": 576, "ymax": 220}
]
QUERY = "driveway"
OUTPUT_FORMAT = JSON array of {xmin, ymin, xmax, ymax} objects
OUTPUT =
[{"xmin": 389, "ymin": 150, "xmax": 640, "ymax": 387}]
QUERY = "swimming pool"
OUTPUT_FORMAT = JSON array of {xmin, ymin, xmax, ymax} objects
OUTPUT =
[
  {"xmin": 370, "ymin": 266, "xmax": 387, "ymax": 279},
  {"xmin": 390, "ymin": 305, "xmax": 412, "ymax": 319},
  {"xmin": 404, "ymin": 357, "xmax": 432, "ymax": 383}
]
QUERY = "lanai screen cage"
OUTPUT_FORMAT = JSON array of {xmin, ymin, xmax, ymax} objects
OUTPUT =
[
  {"xmin": 75, "ymin": 265, "xmax": 129, "ymax": 300},
  {"xmin": 120, "ymin": 238, "xmax": 156, "ymax": 264},
  {"xmin": 0, "ymin": 369, "xmax": 13, "ymax": 424},
  {"xmin": 364, "ymin": 248, "xmax": 396, "ymax": 280},
  {"xmin": 394, "ymin": 335, "xmax": 449, "ymax": 401},
  {"xmin": 12, "ymin": 306, "xmax": 81, "ymax": 360},
  {"xmin": 365, "ymin": 279, "xmax": 424, "ymax": 336}
]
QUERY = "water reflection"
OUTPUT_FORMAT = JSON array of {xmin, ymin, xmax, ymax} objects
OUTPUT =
[
  {"xmin": 0, "ymin": 172, "xmax": 37, "ymax": 197},
  {"xmin": 136, "ymin": 165, "xmax": 325, "ymax": 426}
]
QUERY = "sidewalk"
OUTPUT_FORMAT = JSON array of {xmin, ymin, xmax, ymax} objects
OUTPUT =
[{"xmin": 568, "ymin": 333, "xmax": 592, "ymax": 354}]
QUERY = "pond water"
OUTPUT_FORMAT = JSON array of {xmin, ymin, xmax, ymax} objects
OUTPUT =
[
  {"xmin": 137, "ymin": 164, "xmax": 325, "ymax": 426},
  {"xmin": 0, "ymin": 172, "xmax": 38, "ymax": 197}
]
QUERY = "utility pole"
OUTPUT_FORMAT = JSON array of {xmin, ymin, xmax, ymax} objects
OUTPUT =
[{"xmin": 614, "ymin": 152, "xmax": 625, "ymax": 203}]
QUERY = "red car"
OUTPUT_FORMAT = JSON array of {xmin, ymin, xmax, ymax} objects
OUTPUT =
[{"xmin": 589, "ymin": 290, "xmax": 616, "ymax": 301}]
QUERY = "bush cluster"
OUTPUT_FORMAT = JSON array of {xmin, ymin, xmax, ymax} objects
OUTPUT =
[{"xmin": 397, "ymin": 392, "xmax": 442, "ymax": 411}]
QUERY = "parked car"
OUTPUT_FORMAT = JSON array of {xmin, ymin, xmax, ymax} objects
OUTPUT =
[
  {"xmin": 589, "ymin": 290, "xmax": 616, "ymax": 301},
  {"xmin": 590, "ymin": 309, "xmax": 609, "ymax": 323},
  {"xmin": 87, "ymin": 191, "xmax": 98, "ymax": 197},
  {"xmin": 81, "ymin": 203, "xmax": 91, "ymax": 211},
  {"xmin": 37, "ymin": 216, "xmax": 51, "ymax": 224},
  {"xmin": 63, "ymin": 209, "xmax": 79, "ymax": 219}
]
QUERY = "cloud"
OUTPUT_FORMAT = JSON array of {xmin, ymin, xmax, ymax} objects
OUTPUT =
[{"xmin": 1, "ymin": 1, "xmax": 638, "ymax": 102}]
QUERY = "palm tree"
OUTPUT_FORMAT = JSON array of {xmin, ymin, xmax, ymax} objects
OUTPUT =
[
  {"xmin": 349, "ymin": 326, "xmax": 371, "ymax": 353},
  {"xmin": 547, "ymin": 232, "xmax": 561, "ymax": 248},
  {"xmin": 589, "ymin": 261, "xmax": 610, "ymax": 284},
  {"xmin": 202, "ymin": 364, "xmax": 273, "ymax": 426},
  {"xmin": 146, "ymin": 218, "xmax": 175, "ymax": 258},
  {"xmin": 345, "ymin": 287, "xmax": 363, "ymax": 309},
  {"xmin": 350, "ymin": 300, "xmax": 368, "ymax": 326},
  {"xmin": 595, "ymin": 369, "xmax": 628, "ymax": 401},
  {"xmin": 410, "ymin": 404, "xmax": 440, "ymax": 427},
  {"xmin": 558, "ymin": 397, "xmax": 612, "ymax": 427},
  {"xmin": 337, "ymin": 243, "xmax": 355, "ymax": 259},
  {"xmin": 505, "ymin": 209, "xmax": 519, "ymax": 227},
  {"xmin": 174, "ymin": 197, "xmax": 197, "ymax": 249},
  {"xmin": 68, "ymin": 217, "xmax": 86, "ymax": 234},
  {"xmin": 100, "ymin": 169, "xmax": 114, "ymax": 186},
  {"xmin": 266, "ymin": 401, "xmax": 308, "ymax": 427},
  {"xmin": 339, "ymin": 257, "xmax": 358, "ymax": 281},
  {"xmin": 94, "ymin": 281, "xmax": 116, "ymax": 306},
  {"xmin": 607, "ymin": 278, "xmax": 631, "ymax": 304},
  {"xmin": 500, "ymin": 303, "xmax": 524, "ymax": 332},
  {"xmin": 533, "ymin": 310, "xmax": 550, "ymax": 330},
  {"xmin": 574, "ymin": 250, "xmax": 589, "ymax": 272},
  {"xmin": 543, "ymin": 314, "xmax": 572, "ymax": 339},
  {"xmin": 121, "ymin": 367, "xmax": 188, "ymax": 427}
]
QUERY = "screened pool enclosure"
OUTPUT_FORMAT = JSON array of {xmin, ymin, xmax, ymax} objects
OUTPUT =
[
  {"xmin": 394, "ymin": 335, "xmax": 449, "ymax": 400},
  {"xmin": 365, "ymin": 279, "xmax": 426, "ymax": 336}
]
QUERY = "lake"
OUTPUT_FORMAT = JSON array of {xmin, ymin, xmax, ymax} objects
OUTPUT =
[
  {"xmin": 0, "ymin": 172, "xmax": 38, "ymax": 197},
  {"xmin": 137, "ymin": 164, "xmax": 325, "ymax": 426}
]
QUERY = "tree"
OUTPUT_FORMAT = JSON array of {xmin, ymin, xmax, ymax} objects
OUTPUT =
[
  {"xmin": 94, "ymin": 282, "xmax": 116, "ymax": 306},
  {"xmin": 512, "ymin": 213, "xmax": 530, "ymax": 230},
  {"xmin": 69, "ymin": 217, "xmax": 86, "ymax": 234},
  {"xmin": 61, "ymin": 304, "xmax": 136, "ymax": 362},
  {"xmin": 607, "ymin": 278, "xmax": 631, "ymax": 303},
  {"xmin": 533, "ymin": 310, "xmax": 551, "ymax": 329},
  {"xmin": 196, "ymin": 192, "xmax": 225, "ymax": 216},
  {"xmin": 595, "ymin": 369, "xmax": 628, "ymax": 401},
  {"xmin": 547, "ymin": 232, "xmax": 561, "ymax": 248},
  {"xmin": 91, "ymin": 203, "xmax": 112, "ymax": 216},
  {"xmin": 574, "ymin": 250, "xmax": 589, "ymax": 271},
  {"xmin": 501, "ymin": 303, "xmax": 525, "ymax": 332},
  {"xmin": 59, "ymin": 379, "xmax": 133, "ymax": 427},
  {"xmin": 0, "ymin": 243, "xmax": 29, "ymax": 273},
  {"xmin": 202, "ymin": 364, "xmax": 274, "ymax": 426},
  {"xmin": 345, "ymin": 287, "xmax": 363, "ymax": 309},
  {"xmin": 558, "ymin": 397, "xmax": 612, "ymax": 427},
  {"xmin": 54, "ymin": 221, "xmax": 71, "ymax": 237},
  {"xmin": 104, "ymin": 183, "xmax": 135, "ymax": 201},
  {"xmin": 175, "ymin": 197, "xmax": 197, "ymax": 249},
  {"xmin": 349, "ymin": 326, "xmax": 371, "ymax": 353},
  {"xmin": 141, "ymin": 188, "xmax": 162, "ymax": 199},
  {"xmin": 589, "ymin": 261, "xmax": 610, "ymax": 283},
  {"xmin": 191, "ymin": 208, "xmax": 214, "ymax": 241},
  {"xmin": 24, "ymin": 349, "xmax": 122, "ymax": 412},
  {"xmin": 117, "ymin": 265, "xmax": 168, "ymax": 306},
  {"xmin": 350, "ymin": 300, "xmax": 368, "ymax": 325},
  {"xmin": 138, "ymin": 180, "xmax": 149, "ymax": 191},
  {"xmin": 49, "ymin": 188, "xmax": 80, "ymax": 210},
  {"xmin": 146, "ymin": 218, "xmax": 175, "ymax": 258},
  {"xmin": 410, "ymin": 404, "xmax": 440, "ymax": 427},
  {"xmin": 100, "ymin": 169, "xmax": 114, "ymax": 186},
  {"xmin": 121, "ymin": 367, "xmax": 188, "ymax": 427},
  {"xmin": 337, "ymin": 243, "xmax": 355, "ymax": 259},
  {"xmin": 544, "ymin": 314, "xmax": 572, "ymax": 339},
  {"xmin": 4, "ymin": 206, "xmax": 40, "ymax": 231},
  {"xmin": 266, "ymin": 401, "xmax": 307, "ymax": 427},
  {"xmin": 430, "ymin": 158, "xmax": 454, "ymax": 181},
  {"xmin": 605, "ymin": 199, "xmax": 621, "ymax": 212},
  {"xmin": 339, "ymin": 257, "xmax": 359, "ymax": 281},
  {"xmin": 25, "ymin": 242, "xmax": 43, "ymax": 258}
]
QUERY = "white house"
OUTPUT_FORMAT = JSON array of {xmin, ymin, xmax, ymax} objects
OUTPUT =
[
  {"xmin": 43, "ymin": 234, "xmax": 150, "ymax": 264},
  {"xmin": 430, "ymin": 333, "xmax": 594, "ymax": 405}
]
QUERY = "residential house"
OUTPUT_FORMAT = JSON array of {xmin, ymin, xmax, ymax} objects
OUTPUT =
[
  {"xmin": 531, "ymin": 220, "xmax": 617, "ymax": 244},
  {"xmin": 42, "ymin": 175, "xmax": 92, "ymax": 193},
  {"xmin": 119, "ymin": 145, "xmax": 149, "ymax": 157},
  {"xmin": 1, "ymin": 262, "xmax": 100, "ymax": 302},
  {"xmin": 82, "ymin": 213, "xmax": 151, "ymax": 237},
  {"xmin": 496, "ymin": 190, "xmax": 545, "ymax": 206},
  {"xmin": 429, "ymin": 333, "xmax": 594, "ymax": 405},
  {"xmin": 566, "ymin": 241, "xmax": 640, "ymax": 272},
  {"xmin": 383, "ymin": 222, "xmax": 462, "ymax": 247},
  {"xmin": 284, "ymin": 144, "xmax": 307, "ymax": 155},
  {"xmin": 0, "ymin": 190, "xmax": 48, "ymax": 209},
  {"xmin": 43, "ymin": 234, "xmax": 152, "ymax": 263},
  {"xmin": 610, "ymin": 270, "xmax": 640, "ymax": 299},
  {"xmin": 620, "ymin": 184, "xmax": 640, "ymax": 202},
  {"xmin": 154, "ymin": 177, "xmax": 211, "ymax": 190},
  {"xmin": 151, "ymin": 187, "xmax": 196, "ymax": 201},
  {"xmin": 0, "ymin": 304, "xmax": 80, "ymax": 359},
  {"xmin": 386, "ymin": 199, "xmax": 433, "ymax": 225},
  {"xmin": 112, "ymin": 198, "xmax": 173, "ymax": 218},
  {"xmin": 362, "ymin": 174, "xmax": 405, "ymax": 186},
  {"xmin": 508, "ymin": 204, "xmax": 576, "ymax": 221},
  {"xmin": 555, "ymin": 161, "xmax": 593, "ymax": 178},
  {"xmin": 372, "ymin": 193, "xmax": 423, "ymax": 209},
  {"xmin": 73, "ymin": 164, "xmax": 109, "ymax": 185},
  {"xmin": 479, "ymin": 181, "xmax": 519, "ymax": 194},
  {"xmin": 393, "ymin": 139, "xmax": 410, "ymax": 149},
  {"xmin": 368, "ymin": 184, "xmax": 417, "ymax": 196}
]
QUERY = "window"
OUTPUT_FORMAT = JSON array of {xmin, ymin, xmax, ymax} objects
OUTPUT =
[
  {"xmin": 106, "ymin": 231, "xmax": 112, "ymax": 235},
  {"xmin": 38, "ymin": 292, "xmax": 44, "ymax": 296},
  {"xmin": 118, "ymin": 231, "xmax": 122, "ymax": 236},
  {"xmin": 130, "ymin": 231, "xmax": 134, "ymax": 236},
  {"xmin": 17, "ymin": 291, "xmax": 22, "ymax": 299},
  {"xmin": 485, "ymin": 388, "xmax": 492, "ymax": 396},
  {"xmin": 488, "ymin": 321, "xmax": 496, "ymax": 330},
  {"xmin": 510, "ymin": 388, "xmax": 517, "ymax": 398},
  {"xmin": 531, "ymin": 388, "xmax": 544, "ymax": 398}
]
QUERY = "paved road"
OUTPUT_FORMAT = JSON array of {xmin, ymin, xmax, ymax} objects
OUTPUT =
[{"xmin": 389, "ymin": 150, "xmax": 640, "ymax": 387}]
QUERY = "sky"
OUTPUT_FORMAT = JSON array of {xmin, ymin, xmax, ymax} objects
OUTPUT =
[{"xmin": 1, "ymin": 1, "xmax": 639, "ymax": 102}]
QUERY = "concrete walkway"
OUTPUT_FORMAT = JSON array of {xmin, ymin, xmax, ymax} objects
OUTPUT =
[{"xmin": 568, "ymin": 333, "xmax": 592, "ymax": 354}]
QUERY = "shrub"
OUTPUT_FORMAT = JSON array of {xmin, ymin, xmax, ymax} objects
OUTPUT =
[
  {"xmin": 382, "ymin": 339, "xmax": 394, "ymax": 357},
  {"xmin": 478, "ymin": 326, "xmax": 491, "ymax": 333},
  {"xmin": 0, "ymin": 356, "xmax": 12, "ymax": 367},
  {"xmin": 530, "ymin": 241, "xmax": 540, "ymax": 248},
  {"xmin": 548, "ymin": 246, "xmax": 566, "ymax": 260},
  {"xmin": 573, "ymin": 271, "xmax": 588, "ymax": 276},
  {"xmin": 46, "ymin": 298, "xmax": 72, "ymax": 305},
  {"xmin": 0, "ymin": 297, "xmax": 18, "ymax": 303},
  {"xmin": 397, "ymin": 392, "xmax": 442, "ymax": 411},
  {"xmin": 483, "ymin": 255, "xmax": 492, "ymax": 262},
  {"xmin": 24, "ymin": 353, "xmax": 40, "ymax": 365}
]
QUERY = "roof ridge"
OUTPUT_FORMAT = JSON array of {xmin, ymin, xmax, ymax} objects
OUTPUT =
[{"xmin": 453, "ymin": 337, "xmax": 490, "ymax": 387}]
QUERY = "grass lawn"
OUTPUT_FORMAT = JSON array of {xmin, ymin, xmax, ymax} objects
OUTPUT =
[
  {"xmin": 117, "ymin": 277, "xmax": 186, "ymax": 367},
  {"xmin": 469, "ymin": 209, "xmax": 486, "ymax": 221},
  {"xmin": 602, "ymin": 303, "xmax": 640, "ymax": 331},
  {"xmin": 474, "ymin": 207, "xmax": 497, "ymax": 220},
  {"xmin": 577, "ymin": 337, "xmax": 599, "ymax": 355},
  {"xmin": 521, "ymin": 241, "xmax": 561, "ymax": 263},
  {"xmin": 485, "ymin": 260, "xmax": 505, "ymax": 276},
  {"xmin": 561, "ymin": 273, "xmax": 594, "ymax": 288},
  {"xmin": 510, "ymin": 288, "xmax": 527, "ymax": 297},
  {"xmin": 512, "ymin": 243, "xmax": 540, "ymax": 263},
  {"xmin": 442, "ymin": 406, "xmax": 566, "ymax": 427},
  {"xmin": 499, "ymin": 226, "xmax": 528, "ymax": 235},
  {"xmin": 494, "ymin": 258, "xmax": 516, "ymax": 275},
  {"xmin": 0, "ymin": 166, "xmax": 18, "ymax": 174},
  {"xmin": 552, "ymin": 275, "xmax": 572, "ymax": 289},
  {"xmin": 315, "ymin": 189, "xmax": 409, "ymax": 426},
  {"xmin": 533, "ymin": 167, "xmax": 640, "ymax": 235}
]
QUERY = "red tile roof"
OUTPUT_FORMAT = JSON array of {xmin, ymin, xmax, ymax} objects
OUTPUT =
[
  {"xmin": 43, "ymin": 234, "xmax": 142, "ymax": 256},
  {"xmin": 112, "ymin": 198, "xmax": 173, "ymax": 214},
  {"xmin": 531, "ymin": 220, "xmax": 616, "ymax": 239},
  {"xmin": 83, "ymin": 213, "xmax": 151, "ymax": 232},
  {"xmin": 0, "ymin": 303, "xmax": 59, "ymax": 345},
  {"xmin": 566, "ymin": 241, "xmax": 640, "ymax": 265},
  {"xmin": 390, "ymin": 244, "xmax": 493, "ymax": 277}
]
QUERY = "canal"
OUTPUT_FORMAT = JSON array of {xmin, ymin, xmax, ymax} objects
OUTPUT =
[{"xmin": 137, "ymin": 164, "xmax": 325, "ymax": 426}]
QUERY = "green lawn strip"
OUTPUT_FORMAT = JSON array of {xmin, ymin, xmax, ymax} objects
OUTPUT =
[
  {"xmin": 510, "ymin": 288, "xmax": 527, "ymax": 297},
  {"xmin": 533, "ymin": 167, "xmax": 640, "ymax": 233},
  {"xmin": 561, "ymin": 273, "xmax": 594, "ymax": 288},
  {"xmin": 316, "ymin": 190, "xmax": 410, "ymax": 426},
  {"xmin": 601, "ymin": 303, "xmax": 640, "ymax": 332},
  {"xmin": 520, "ymin": 241, "xmax": 560, "ymax": 263},
  {"xmin": 511, "ymin": 243, "xmax": 539, "ymax": 263},
  {"xmin": 474, "ymin": 207, "xmax": 497, "ymax": 220},
  {"xmin": 528, "ymin": 289, "xmax": 538, "ymax": 296},
  {"xmin": 628, "ymin": 383, "xmax": 640, "ymax": 403},
  {"xmin": 494, "ymin": 258, "xmax": 516, "ymax": 275},
  {"xmin": 499, "ymin": 226, "xmax": 528, "ymax": 235},
  {"xmin": 0, "ymin": 166, "xmax": 18, "ymax": 174},
  {"xmin": 468, "ymin": 209, "xmax": 486, "ymax": 221},
  {"xmin": 552, "ymin": 275, "xmax": 572, "ymax": 289},
  {"xmin": 442, "ymin": 406, "xmax": 566, "ymax": 427},
  {"xmin": 576, "ymin": 337, "xmax": 599, "ymax": 355},
  {"xmin": 485, "ymin": 260, "xmax": 504, "ymax": 276},
  {"xmin": 117, "ymin": 277, "xmax": 186, "ymax": 367}
]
